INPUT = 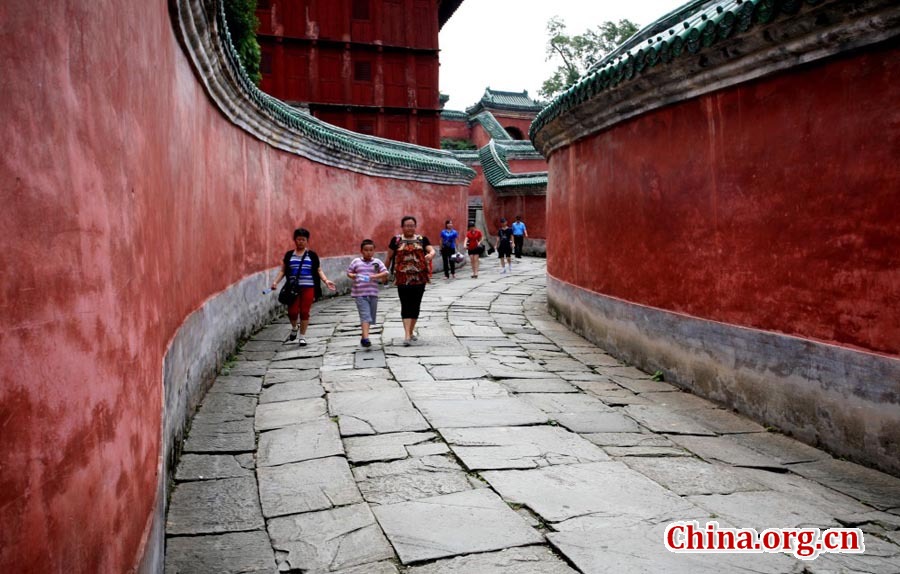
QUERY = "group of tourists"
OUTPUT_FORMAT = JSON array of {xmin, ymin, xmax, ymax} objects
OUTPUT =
[{"xmin": 270, "ymin": 214, "xmax": 527, "ymax": 348}]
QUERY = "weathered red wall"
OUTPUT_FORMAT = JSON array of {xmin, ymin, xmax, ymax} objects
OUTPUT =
[
  {"xmin": 483, "ymin": 187, "xmax": 547, "ymax": 240},
  {"xmin": 546, "ymin": 42, "xmax": 900, "ymax": 356},
  {"xmin": 492, "ymin": 115, "xmax": 534, "ymax": 140},
  {"xmin": 0, "ymin": 2, "xmax": 465, "ymax": 572},
  {"xmin": 507, "ymin": 158, "xmax": 548, "ymax": 174},
  {"xmin": 440, "ymin": 118, "xmax": 471, "ymax": 141},
  {"xmin": 468, "ymin": 164, "xmax": 484, "ymax": 198}
]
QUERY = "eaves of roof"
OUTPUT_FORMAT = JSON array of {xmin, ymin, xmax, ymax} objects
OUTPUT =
[{"xmin": 478, "ymin": 140, "xmax": 547, "ymax": 195}]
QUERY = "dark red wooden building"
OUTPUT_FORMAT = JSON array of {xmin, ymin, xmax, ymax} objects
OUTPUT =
[{"xmin": 256, "ymin": 0, "xmax": 464, "ymax": 147}]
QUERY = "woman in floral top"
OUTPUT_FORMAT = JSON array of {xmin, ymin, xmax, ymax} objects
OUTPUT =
[{"xmin": 386, "ymin": 215, "xmax": 436, "ymax": 346}]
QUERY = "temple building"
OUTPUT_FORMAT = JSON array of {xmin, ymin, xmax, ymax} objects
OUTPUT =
[
  {"xmin": 255, "ymin": 0, "xmax": 464, "ymax": 147},
  {"xmin": 441, "ymin": 88, "xmax": 549, "ymax": 255}
]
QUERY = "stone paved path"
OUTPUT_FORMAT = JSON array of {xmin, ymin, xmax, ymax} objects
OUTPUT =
[{"xmin": 165, "ymin": 258, "xmax": 900, "ymax": 573}]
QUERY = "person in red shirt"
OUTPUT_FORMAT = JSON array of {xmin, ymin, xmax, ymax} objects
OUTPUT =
[{"xmin": 465, "ymin": 224, "xmax": 484, "ymax": 278}]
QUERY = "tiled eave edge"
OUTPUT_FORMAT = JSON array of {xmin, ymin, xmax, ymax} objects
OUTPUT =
[
  {"xmin": 530, "ymin": 0, "xmax": 900, "ymax": 157},
  {"xmin": 478, "ymin": 140, "xmax": 548, "ymax": 196},
  {"xmin": 172, "ymin": 0, "xmax": 475, "ymax": 185}
]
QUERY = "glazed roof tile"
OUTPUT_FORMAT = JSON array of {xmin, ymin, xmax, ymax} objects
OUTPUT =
[
  {"xmin": 173, "ymin": 0, "xmax": 475, "ymax": 184},
  {"xmin": 467, "ymin": 88, "xmax": 545, "ymax": 115},
  {"xmin": 530, "ymin": 0, "xmax": 830, "ymax": 141},
  {"xmin": 478, "ymin": 140, "xmax": 547, "ymax": 194}
]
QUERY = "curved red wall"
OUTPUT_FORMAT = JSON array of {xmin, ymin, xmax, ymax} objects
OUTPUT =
[
  {"xmin": 0, "ymin": 2, "xmax": 465, "ymax": 572},
  {"xmin": 547, "ymin": 42, "xmax": 900, "ymax": 356}
]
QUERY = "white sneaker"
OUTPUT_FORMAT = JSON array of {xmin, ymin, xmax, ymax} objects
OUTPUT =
[{"xmin": 298, "ymin": 337, "xmax": 307, "ymax": 347}]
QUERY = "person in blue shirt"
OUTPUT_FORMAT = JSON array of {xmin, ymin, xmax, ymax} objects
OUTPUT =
[
  {"xmin": 511, "ymin": 215, "xmax": 528, "ymax": 259},
  {"xmin": 439, "ymin": 219, "xmax": 459, "ymax": 279}
]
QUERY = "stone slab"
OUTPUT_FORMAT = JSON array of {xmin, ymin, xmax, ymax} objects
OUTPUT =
[
  {"xmin": 254, "ymin": 398, "xmax": 327, "ymax": 431},
  {"xmin": 166, "ymin": 477, "xmax": 264, "ymax": 535},
  {"xmin": 667, "ymin": 435, "xmax": 784, "ymax": 470},
  {"xmin": 267, "ymin": 503, "xmax": 394, "ymax": 572},
  {"xmin": 400, "ymin": 379, "xmax": 509, "ymax": 401},
  {"xmin": 183, "ymin": 419, "xmax": 255, "ymax": 453},
  {"xmin": 353, "ymin": 455, "xmax": 473, "ymax": 505},
  {"xmin": 257, "ymin": 420, "xmax": 344, "ymax": 467},
  {"xmin": 415, "ymin": 398, "xmax": 548, "ymax": 428},
  {"xmin": 355, "ymin": 350, "xmax": 387, "ymax": 369},
  {"xmin": 207, "ymin": 376, "xmax": 263, "ymax": 395},
  {"xmin": 430, "ymin": 365, "xmax": 487, "ymax": 380},
  {"xmin": 501, "ymin": 378, "xmax": 578, "ymax": 393},
  {"xmin": 328, "ymin": 389, "xmax": 430, "ymax": 435},
  {"xmin": 788, "ymin": 459, "xmax": 900, "ymax": 511},
  {"xmin": 195, "ymin": 393, "xmax": 257, "ymax": 422},
  {"xmin": 321, "ymin": 368, "xmax": 392, "ymax": 384},
  {"xmin": 555, "ymin": 411, "xmax": 642, "ymax": 434},
  {"xmin": 623, "ymin": 405, "xmax": 717, "ymax": 436},
  {"xmin": 520, "ymin": 393, "xmax": 614, "ymax": 414},
  {"xmin": 175, "ymin": 454, "xmax": 252, "ymax": 481},
  {"xmin": 164, "ymin": 531, "xmax": 277, "ymax": 574},
  {"xmin": 226, "ymin": 361, "xmax": 268, "ymax": 377},
  {"xmin": 685, "ymin": 408, "xmax": 767, "ymax": 434},
  {"xmin": 728, "ymin": 432, "xmax": 830, "ymax": 465},
  {"xmin": 263, "ymin": 368, "xmax": 319, "ymax": 386},
  {"xmin": 258, "ymin": 380, "xmax": 323, "ymax": 404},
  {"xmin": 687, "ymin": 491, "xmax": 840, "ymax": 530},
  {"xmin": 405, "ymin": 546, "xmax": 577, "ymax": 574},
  {"xmin": 257, "ymin": 456, "xmax": 361, "ymax": 518},
  {"xmin": 372, "ymin": 488, "xmax": 544, "ymax": 564},
  {"xmin": 482, "ymin": 462, "xmax": 697, "ymax": 525},
  {"xmin": 269, "ymin": 356, "xmax": 324, "ymax": 370},
  {"xmin": 623, "ymin": 457, "xmax": 768, "ymax": 496},
  {"xmin": 443, "ymin": 426, "xmax": 609, "ymax": 470},
  {"xmin": 344, "ymin": 431, "xmax": 438, "ymax": 463},
  {"xmin": 332, "ymin": 561, "xmax": 399, "ymax": 574},
  {"xmin": 548, "ymin": 523, "xmax": 802, "ymax": 574}
]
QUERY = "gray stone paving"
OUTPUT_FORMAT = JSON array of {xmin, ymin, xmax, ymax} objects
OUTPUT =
[{"xmin": 165, "ymin": 258, "xmax": 900, "ymax": 573}]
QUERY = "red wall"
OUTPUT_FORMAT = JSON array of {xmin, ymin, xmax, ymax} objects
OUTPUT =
[
  {"xmin": 0, "ymin": 1, "xmax": 466, "ymax": 572},
  {"xmin": 483, "ymin": 188, "xmax": 547, "ymax": 240},
  {"xmin": 508, "ymin": 158, "xmax": 548, "ymax": 174},
  {"xmin": 257, "ymin": 0, "xmax": 441, "ymax": 146},
  {"xmin": 440, "ymin": 117, "xmax": 471, "ymax": 141},
  {"xmin": 546, "ymin": 42, "xmax": 900, "ymax": 356}
]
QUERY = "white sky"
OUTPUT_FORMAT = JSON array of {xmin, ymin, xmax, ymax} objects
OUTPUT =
[{"xmin": 439, "ymin": 0, "xmax": 687, "ymax": 109}]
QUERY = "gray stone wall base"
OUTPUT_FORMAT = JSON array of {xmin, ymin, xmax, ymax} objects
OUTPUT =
[
  {"xmin": 523, "ymin": 238, "xmax": 546, "ymax": 257},
  {"xmin": 138, "ymin": 268, "xmax": 283, "ymax": 572},
  {"xmin": 547, "ymin": 276, "xmax": 900, "ymax": 477}
]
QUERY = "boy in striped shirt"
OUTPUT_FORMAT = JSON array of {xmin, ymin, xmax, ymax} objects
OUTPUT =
[{"xmin": 347, "ymin": 239, "xmax": 389, "ymax": 348}]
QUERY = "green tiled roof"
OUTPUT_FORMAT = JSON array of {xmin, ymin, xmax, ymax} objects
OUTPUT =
[
  {"xmin": 478, "ymin": 140, "xmax": 547, "ymax": 194},
  {"xmin": 471, "ymin": 111, "xmax": 513, "ymax": 141},
  {"xmin": 173, "ymin": 0, "xmax": 475, "ymax": 185},
  {"xmin": 530, "ymin": 0, "xmax": 828, "ymax": 141},
  {"xmin": 467, "ymin": 88, "xmax": 545, "ymax": 115},
  {"xmin": 441, "ymin": 109, "xmax": 469, "ymax": 121}
]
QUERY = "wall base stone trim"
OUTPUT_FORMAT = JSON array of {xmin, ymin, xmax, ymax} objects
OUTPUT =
[{"xmin": 547, "ymin": 275, "xmax": 900, "ymax": 477}]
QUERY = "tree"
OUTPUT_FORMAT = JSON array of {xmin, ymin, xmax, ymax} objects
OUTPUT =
[
  {"xmin": 540, "ymin": 17, "xmax": 639, "ymax": 100},
  {"xmin": 224, "ymin": 0, "xmax": 262, "ymax": 86}
]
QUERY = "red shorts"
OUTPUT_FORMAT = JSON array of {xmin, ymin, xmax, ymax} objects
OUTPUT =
[{"xmin": 287, "ymin": 287, "xmax": 315, "ymax": 321}]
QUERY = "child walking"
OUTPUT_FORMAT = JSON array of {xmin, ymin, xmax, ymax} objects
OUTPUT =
[{"xmin": 347, "ymin": 239, "xmax": 389, "ymax": 348}]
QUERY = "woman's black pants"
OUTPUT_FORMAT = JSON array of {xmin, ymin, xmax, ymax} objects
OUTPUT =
[
  {"xmin": 397, "ymin": 284, "xmax": 426, "ymax": 319},
  {"xmin": 440, "ymin": 247, "xmax": 456, "ymax": 277}
]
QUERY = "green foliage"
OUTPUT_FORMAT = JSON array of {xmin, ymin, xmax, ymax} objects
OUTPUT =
[
  {"xmin": 224, "ymin": 0, "xmax": 262, "ymax": 86},
  {"xmin": 651, "ymin": 370, "xmax": 665, "ymax": 382},
  {"xmin": 540, "ymin": 16, "xmax": 640, "ymax": 100},
  {"xmin": 440, "ymin": 138, "xmax": 477, "ymax": 151}
]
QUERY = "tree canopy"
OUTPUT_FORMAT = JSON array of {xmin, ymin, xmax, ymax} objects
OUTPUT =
[
  {"xmin": 224, "ymin": 0, "xmax": 262, "ymax": 86},
  {"xmin": 539, "ymin": 17, "xmax": 639, "ymax": 100}
]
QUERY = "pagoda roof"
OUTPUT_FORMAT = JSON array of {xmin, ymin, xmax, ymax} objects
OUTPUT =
[
  {"xmin": 439, "ymin": 0, "xmax": 465, "ymax": 29},
  {"xmin": 466, "ymin": 88, "xmax": 545, "ymax": 115}
]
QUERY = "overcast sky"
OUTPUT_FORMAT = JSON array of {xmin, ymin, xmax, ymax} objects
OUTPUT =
[{"xmin": 439, "ymin": 0, "xmax": 687, "ymax": 110}]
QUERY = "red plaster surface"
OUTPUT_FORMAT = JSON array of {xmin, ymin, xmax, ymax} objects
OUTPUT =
[
  {"xmin": 0, "ymin": 2, "xmax": 465, "ymax": 572},
  {"xmin": 546, "ymin": 42, "xmax": 900, "ymax": 356},
  {"xmin": 483, "ymin": 185, "xmax": 547, "ymax": 240},
  {"xmin": 507, "ymin": 158, "xmax": 548, "ymax": 174},
  {"xmin": 440, "ymin": 118, "xmax": 471, "ymax": 141}
]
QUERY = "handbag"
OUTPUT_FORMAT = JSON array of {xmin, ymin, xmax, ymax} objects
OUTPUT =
[
  {"xmin": 278, "ymin": 251, "xmax": 307, "ymax": 305},
  {"xmin": 278, "ymin": 276, "xmax": 301, "ymax": 305}
]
